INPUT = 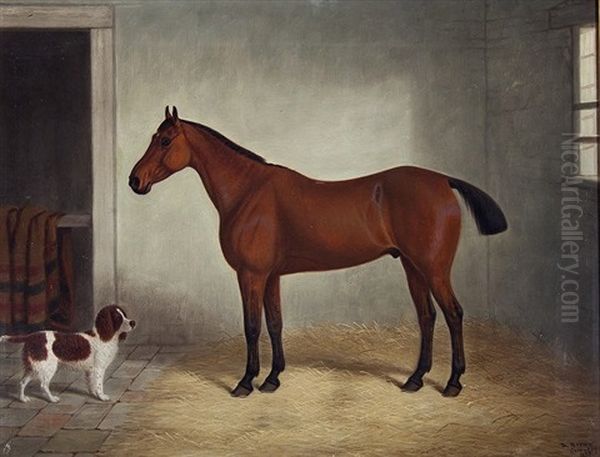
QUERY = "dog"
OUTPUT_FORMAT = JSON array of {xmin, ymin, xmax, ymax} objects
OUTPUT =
[{"xmin": 0, "ymin": 305, "xmax": 135, "ymax": 403}]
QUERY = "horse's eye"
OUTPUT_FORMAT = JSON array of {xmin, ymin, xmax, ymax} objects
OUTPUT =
[{"xmin": 160, "ymin": 137, "xmax": 171, "ymax": 147}]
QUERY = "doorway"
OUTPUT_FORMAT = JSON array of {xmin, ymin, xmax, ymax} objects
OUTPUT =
[{"xmin": 0, "ymin": 6, "xmax": 115, "ymax": 330}]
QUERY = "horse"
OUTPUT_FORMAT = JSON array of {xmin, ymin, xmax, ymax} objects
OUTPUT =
[{"xmin": 129, "ymin": 106, "xmax": 507, "ymax": 398}]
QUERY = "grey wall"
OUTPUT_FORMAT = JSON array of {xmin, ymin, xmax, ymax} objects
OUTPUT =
[
  {"xmin": 485, "ymin": 0, "xmax": 598, "ymax": 367},
  {"xmin": 115, "ymin": 0, "xmax": 489, "ymax": 344}
]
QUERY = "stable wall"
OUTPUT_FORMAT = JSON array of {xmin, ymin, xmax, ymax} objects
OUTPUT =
[
  {"xmin": 114, "ymin": 0, "xmax": 489, "ymax": 343},
  {"xmin": 485, "ymin": 0, "xmax": 599, "ymax": 367}
]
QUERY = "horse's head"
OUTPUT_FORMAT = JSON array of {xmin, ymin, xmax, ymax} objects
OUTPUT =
[{"xmin": 129, "ymin": 106, "xmax": 193, "ymax": 195}]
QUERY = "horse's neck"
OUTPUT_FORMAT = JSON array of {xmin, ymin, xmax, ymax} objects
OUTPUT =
[{"xmin": 185, "ymin": 124, "xmax": 266, "ymax": 216}]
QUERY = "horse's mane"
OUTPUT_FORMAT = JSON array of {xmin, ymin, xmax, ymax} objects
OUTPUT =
[{"xmin": 161, "ymin": 119, "xmax": 268, "ymax": 165}]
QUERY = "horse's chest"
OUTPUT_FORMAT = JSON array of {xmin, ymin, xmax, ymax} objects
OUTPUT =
[{"xmin": 219, "ymin": 211, "xmax": 279, "ymax": 271}]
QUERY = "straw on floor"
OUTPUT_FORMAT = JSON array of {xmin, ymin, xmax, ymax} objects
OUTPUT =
[{"xmin": 100, "ymin": 321, "xmax": 599, "ymax": 457}]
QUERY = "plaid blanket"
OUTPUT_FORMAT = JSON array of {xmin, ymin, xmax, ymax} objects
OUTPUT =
[{"xmin": 0, "ymin": 205, "xmax": 73, "ymax": 330}]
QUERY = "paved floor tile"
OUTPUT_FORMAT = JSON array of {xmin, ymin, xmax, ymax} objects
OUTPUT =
[
  {"xmin": 64, "ymin": 404, "xmax": 111, "ymax": 430},
  {"xmin": 52, "ymin": 369, "xmax": 82, "ymax": 386},
  {"xmin": 43, "ymin": 391, "xmax": 87, "ymax": 415},
  {"xmin": 118, "ymin": 344, "xmax": 137, "ymax": 357},
  {"xmin": 159, "ymin": 344, "xmax": 199, "ymax": 353},
  {"xmin": 97, "ymin": 403, "xmax": 132, "ymax": 430},
  {"xmin": 2, "ymin": 436, "xmax": 48, "ymax": 457},
  {"xmin": 84, "ymin": 377, "xmax": 131, "ymax": 404},
  {"xmin": 110, "ymin": 360, "xmax": 147, "ymax": 379},
  {"xmin": 118, "ymin": 390, "xmax": 149, "ymax": 402},
  {"xmin": 103, "ymin": 356, "xmax": 126, "ymax": 378},
  {"xmin": 9, "ymin": 396, "xmax": 48, "ymax": 410},
  {"xmin": 0, "ymin": 408, "xmax": 38, "ymax": 427},
  {"xmin": 146, "ymin": 352, "xmax": 184, "ymax": 369},
  {"xmin": 127, "ymin": 345, "xmax": 159, "ymax": 361},
  {"xmin": 6, "ymin": 383, "xmax": 68, "ymax": 406},
  {"xmin": 0, "ymin": 345, "xmax": 188, "ymax": 456},
  {"xmin": 0, "ymin": 426, "xmax": 18, "ymax": 444},
  {"xmin": 128, "ymin": 368, "xmax": 162, "ymax": 392},
  {"xmin": 18, "ymin": 413, "xmax": 71, "ymax": 437},
  {"xmin": 42, "ymin": 430, "xmax": 109, "ymax": 454}
]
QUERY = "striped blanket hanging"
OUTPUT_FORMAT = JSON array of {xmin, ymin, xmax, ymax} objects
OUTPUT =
[{"xmin": 0, "ymin": 205, "xmax": 74, "ymax": 330}]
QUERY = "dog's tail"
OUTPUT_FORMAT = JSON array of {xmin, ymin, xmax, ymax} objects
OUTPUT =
[{"xmin": 0, "ymin": 335, "xmax": 29, "ymax": 344}]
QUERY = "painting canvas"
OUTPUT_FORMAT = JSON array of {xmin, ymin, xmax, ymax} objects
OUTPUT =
[{"xmin": 0, "ymin": 1, "xmax": 599, "ymax": 456}]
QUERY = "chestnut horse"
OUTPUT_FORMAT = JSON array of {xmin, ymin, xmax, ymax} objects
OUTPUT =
[{"xmin": 129, "ymin": 107, "xmax": 507, "ymax": 398}]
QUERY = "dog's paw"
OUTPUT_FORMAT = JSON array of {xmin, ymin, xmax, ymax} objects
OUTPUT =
[
  {"xmin": 49, "ymin": 395, "xmax": 60, "ymax": 403},
  {"xmin": 19, "ymin": 395, "xmax": 31, "ymax": 403},
  {"xmin": 97, "ymin": 393, "xmax": 110, "ymax": 401}
]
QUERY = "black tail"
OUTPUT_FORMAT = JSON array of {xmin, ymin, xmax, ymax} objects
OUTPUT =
[{"xmin": 448, "ymin": 177, "xmax": 507, "ymax": 235}]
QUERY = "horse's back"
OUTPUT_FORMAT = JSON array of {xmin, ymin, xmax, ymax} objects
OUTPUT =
[{"xmin": 266, "ymin": 165, "xmax": 460, "ymax": 273}]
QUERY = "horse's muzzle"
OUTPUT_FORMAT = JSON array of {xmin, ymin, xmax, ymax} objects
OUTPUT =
[{"xmin": 129, "ymin": 175, "xmax": 150, "ymax": 195}]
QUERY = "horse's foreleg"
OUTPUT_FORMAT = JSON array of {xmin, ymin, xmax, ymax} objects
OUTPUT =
[
  {"xmin": 400, "ymin": 257, "xmax": 436, "ymax": 393},
  {"xmin": 429, "ymin": 276, "xmax": 465, "ymax": 397},
  {"xmin": 231, "ymin": 270, "xmax": 268, "ymax": 398},
  {"xmin": 259, "ymin": 275, "xmax": 285, "ymax": 393}
]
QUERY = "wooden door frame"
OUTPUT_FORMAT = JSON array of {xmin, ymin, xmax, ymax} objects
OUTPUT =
[{"xmin": 1, "ymin": 5, "xmax": 116, "ymax": 313}]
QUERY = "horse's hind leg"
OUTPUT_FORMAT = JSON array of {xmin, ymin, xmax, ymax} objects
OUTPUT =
[
  {"xmin": 429, "ymin": 275, "xmax": 465, "ymax": 397},
  {"xmin": 400, "ymin": 257, "xmax": 436, "ymax": 392},
  {"xmin": 259, "ymin": 275, "xmax": 285, "ymax": 393}
]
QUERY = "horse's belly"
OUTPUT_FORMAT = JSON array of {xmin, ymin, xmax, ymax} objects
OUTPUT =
[
  {"xmin": 280, "ymin": 226, "xmax": 393, "ymax": 273},
  {"xmin": 280, "ymin": 249, "xmax": 387, "ymax": 274}
]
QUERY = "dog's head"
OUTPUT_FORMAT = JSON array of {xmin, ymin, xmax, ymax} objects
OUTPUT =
[{"xmin": 95, "ymin": 305, "xmax": 136, "ymax": 342}]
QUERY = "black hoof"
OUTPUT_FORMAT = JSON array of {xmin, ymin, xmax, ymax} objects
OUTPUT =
[
  {"xmin": 231, "ymin": 383, "xmax": 253, "ymax": 398},
  {"xmin": 442, "ymin": 382, "xmax": 462, "ymax": 397},
  {"xmin": 259, "ymin": 379, "xmax": 280, "ymax": 393},
  {"xmin": 401, "ymin": 377, "xmax": 423, "ymax": 393}
]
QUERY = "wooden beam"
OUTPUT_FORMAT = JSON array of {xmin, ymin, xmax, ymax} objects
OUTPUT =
[
  {"xmin": 57, "ymin": 214, "xmax": 92, "ymax": 228},
  {"xmin": 573, "ymin": 136, "xmax": 600, "ymax": 143},
  {"xmin": 91, "ymin": 28, "xmax": 116, "ymax": 309},
  {"xmin": 0, "ymin": 6, "xmax": 112, "ymax": 29}
]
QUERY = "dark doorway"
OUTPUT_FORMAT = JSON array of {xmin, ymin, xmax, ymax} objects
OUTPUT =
[{"xmin": 0, "ymin": 31, "xmax": 93, "ymax": 331}]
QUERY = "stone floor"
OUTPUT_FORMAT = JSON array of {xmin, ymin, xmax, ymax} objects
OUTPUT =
[{"xmin": 0, "ymin": 341, "xmax": 187, "ymax": 456}]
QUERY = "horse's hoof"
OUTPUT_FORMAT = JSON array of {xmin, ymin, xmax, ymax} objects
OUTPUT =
[
  {"xmin": 442, "ymin": 382, "xmax": 462, "ymax": 397},
  {"xmin": 401, "ymin": 378, "xmax": 423, "ymax": 393},
  {"xmin": 231, "ymin": 383, "xmax": 253, "ymax": 398},
  {"xmin": 259, "ymin": 379, "xmax": 280, "ymax": 393}
]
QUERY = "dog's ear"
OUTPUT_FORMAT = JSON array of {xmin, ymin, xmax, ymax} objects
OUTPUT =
[
  {"xmin": 111, "ymin": 307, "xmax": 124, "ymax": 332},
  {"xmin": 95, "ymin": 307, "xmax": 115, "ymax": 341}
]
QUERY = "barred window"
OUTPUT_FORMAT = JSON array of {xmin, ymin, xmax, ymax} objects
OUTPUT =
[{"xmin": 574, "ymin": 25, "xmax": 598, "ymax": 176}]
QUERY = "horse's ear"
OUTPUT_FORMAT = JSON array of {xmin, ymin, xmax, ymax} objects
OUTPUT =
[
  {"xmin": 165, "ymin": 106, "xmax": 172, "ymax": 120},
  {"xmin": 172, "ymin": 106, "xmax": 179, "ymax": 123}
]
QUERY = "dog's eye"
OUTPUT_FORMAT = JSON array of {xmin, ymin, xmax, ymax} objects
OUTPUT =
[{"xmin": 160, "ymin": 137, "xmax": 171, "ymax": 147}]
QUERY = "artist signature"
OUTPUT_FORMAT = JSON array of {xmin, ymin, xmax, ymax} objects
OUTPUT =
[{"xmin": 561, "ymin": 442, "xmax": 599, "ymax": 457}]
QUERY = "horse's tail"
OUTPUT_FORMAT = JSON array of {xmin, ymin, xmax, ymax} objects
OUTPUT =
[
  {"xmin": 448, "ymin": 177, "xmax": 508, "ymax": 235},
  {"xmin": 0, "ymin": 334, "xmax": 29, "ymax": 344}
]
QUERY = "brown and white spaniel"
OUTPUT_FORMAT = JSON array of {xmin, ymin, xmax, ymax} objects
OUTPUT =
[{"xmin": 0, "ymin": 305, "xmax": 135, "ymax": 403}]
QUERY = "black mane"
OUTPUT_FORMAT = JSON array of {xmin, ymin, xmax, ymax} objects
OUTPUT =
[{"xmin": 171, "ymin": 119, "xmax": 268, "ymax": 164}]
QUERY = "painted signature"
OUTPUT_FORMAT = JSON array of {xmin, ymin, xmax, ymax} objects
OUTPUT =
[{"xmin": 561, "ymin": 442, "xmax": 599, "ymax": 457}]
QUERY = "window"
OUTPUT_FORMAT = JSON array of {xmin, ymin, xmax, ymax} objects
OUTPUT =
[{"xmin": 574, "ymin": 24, "xmax": 598, "ymax": 176}]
